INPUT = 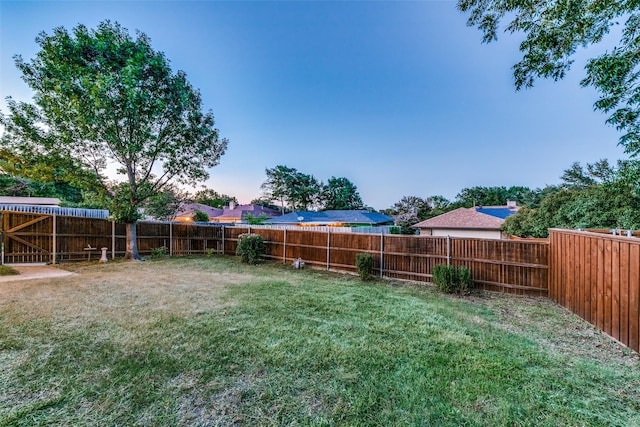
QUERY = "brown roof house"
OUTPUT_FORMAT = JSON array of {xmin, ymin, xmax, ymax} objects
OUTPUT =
[
  {"xmin": 173, "ymin": 201, "xmax": 281, "ymax": 223},
  {"xmin": 214, "ymin": 203, "xmax": 281, "ymax": 224},
  {"xmin": 412, "ymin": 201, "xmax": 519, "ymax": 239},
  {"xmin": 173, "ymin": 203, "xmax": 223, "ymax": 222}
]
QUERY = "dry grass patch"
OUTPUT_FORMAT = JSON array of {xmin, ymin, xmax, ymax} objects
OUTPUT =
[
  {"xmin": 0, "ymin": 265, "xmax": 19, "ymax": 276},
  {"xmin": 1, "ymin": 258, "xmax": 250, "ymax": 326}
]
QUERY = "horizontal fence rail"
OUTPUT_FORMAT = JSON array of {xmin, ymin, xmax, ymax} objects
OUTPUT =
[{"xmin": 549, "ymin": 229, "xmax": 640, "ymax": 353}]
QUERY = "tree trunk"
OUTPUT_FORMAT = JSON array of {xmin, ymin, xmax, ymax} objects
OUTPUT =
[{"xmin": 122, "ymin": 221, "xmax": 143, "ymax": 261}]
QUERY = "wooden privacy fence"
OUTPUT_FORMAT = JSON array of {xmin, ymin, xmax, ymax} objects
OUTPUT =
[
  {"xmin": 549, "ymin": 229, "xmax": 640, "ymax": 353},
  {"xmin": 226, "ymin": 227, "xmax": 549, "ymax": 296},
  {"xmin": 0, "ymin": 211, "xmax": 222, "ymax": 263},
  {"xmin": 1, "ymin": 210, "xmax": 549, "ymax": 295}
]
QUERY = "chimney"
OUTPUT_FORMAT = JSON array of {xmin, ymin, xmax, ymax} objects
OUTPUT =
[
  {"xmin": 229, "ymin": 201, "xmax": 236, "ymax": 210},
  {"xmin": 507, "ymin": 200, "xmax": 517, "ymax": 209}
]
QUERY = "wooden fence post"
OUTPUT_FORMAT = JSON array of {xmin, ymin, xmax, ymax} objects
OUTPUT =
[
  {"xmin": 380, "ymin": 232, "xmax": 384, "ymax": 278},
  {"xmin": 283, "ymin": 228, "xmax": 287, "ymax": 264},
  {"xmin": 222, "ymin": 226, "xmax": 225, "ymax": 255},
  {"xmin": 326, "ymin": 230, "xmax": 331, "ymax": 270},
  {"xmin": 169, "ymin": 222, "xmax": 173, "ymax": 257},
  {"xmin": 0, "ymin": 211, "xmax": 4, "ymax": 265},
  {"xmin": 52, "ymin": 213, "xmax": 57, "ymax": 265},
  {"xmin": 447, "ymin": 235, "xmax": 451, "ymax": 266},
  {"xmin": 111, "ymin": 220, "xmax": 116, "ymax": 259}
]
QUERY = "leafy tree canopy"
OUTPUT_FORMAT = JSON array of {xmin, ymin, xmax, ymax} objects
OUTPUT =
[
  {"xmin": 453, "ymin": 186, "xmax": 542, "ymax": 208},
  {"xmin": 244, "ymin": 213, "xmax": 270, "ymax": 225},
  {"xmin": 0, "ymin": 172, "xmax": 85, "ymax": 205},
  {"xmin": 192, "ymin": 210, "xmax": 210, "ymax": 222},
  {"xmin": 394, "ymin": 212, "xmax": 420, "ymax": 235},
  {"xmin": 193, "ymin": 188, "xmax": 237, "ymax": 209},
  {"xmin": 261, "ymin": 165, "xmax": 321, "ymax": 212},
  {"xmin": 390, "ymin": 196, "xmax": 432, "ymax": 220},
  {"xmin": 320, "ymin": 176, "xmax": 364, "ymax": 211},
  {"xmin": 261, "ymin": 165, "xmax": 297, "ymax": 213},
  {"xmin": 143, "ymin": 184, "xmax": 188, "ymax": 221},
  {"xmin": 386, "ymin": 195, "xmax": 454, "ymax": 232},
  {"xmin": 250, "ymin": 197, "xmax": 285, "ymax": 212},
  {"xmin": 458, "ymin": 0, "xmax": 640, "ymax": 156},
  {"xmin": 287, "ymin": 172, "xmax": 321, "ymax": 211},
  {"xmin": 425, "ymin": 195, "xmax": 452, "ymax": 217},
  {"xmin": 385, "ymin": 195, "xmax": 452, "ymax": 225},
  {"xmin": 503, "ymin": 159, "xmax": 640, "ymax": 237},
  {"xmin": 0, "ymin": 21, "xmax": 227, "ymax": 259},
  {"xmin": 561, "ymin": 159, "xmax": 619, "ymax": 189}
]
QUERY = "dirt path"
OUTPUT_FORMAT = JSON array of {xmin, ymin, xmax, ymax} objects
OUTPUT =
[{"xmin": 0, "ymin": 265, "xmax": 76, "ymax": 283}]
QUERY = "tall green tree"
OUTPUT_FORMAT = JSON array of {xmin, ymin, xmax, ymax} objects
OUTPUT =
[
  {"xmin": 561, "ymin": 159, "xmax": 618, "ymax": 189},
  {"xmin": 261, "ymin": 165, "xmax": 297, "ymax": 214},
  {"xmin": 391, "ymin": 196, "xmax": 431, "ymax": 220},
  {"xmin": 454, "ymin": 186, "xmax": 508, "ymax": 208},
  {"xmin": 458, "ymin": 0, "xmax": 640, "ymax": 156},
  {"xmin": 289, "ymin": 171, "xmax": 321, "ymax": 211},
  {"xmin": 261, "ymin": 165, "xmax": 321, "ymax": 212},
  {"xmin": 425, "ymin": 195, "xmax": 452, "ymax": 218},
  {"xmin": 320, "ymin": 176, "xmax": 364, "ymax": 211},
  {"xmin": 453, "ymin": 185, "xmax": 541, "ymax": 208},
  {"xmin": 385, "ymin": 195, "xmax": 452, "ymax": 223},
  {"xmin": 503, "ymin": 160, "xmax": 640, "ymax": 237},
  {"xmin": 0, "ymin": 173, "xmax": 84, "ymax": 204},
  {"xmin": 193, "ymin": 188, "xmax": 237, "ymax": 209},
  {"xmin": 143, "ymin": 184, "xmax": 188, "ymax": 221},
  {"xmin": 0, "ymin": 21, "xmax": 227, "ymax": 260},
  {"xmin": 394, "ymin": 212, "xmax": 420, "ymax": 235}
]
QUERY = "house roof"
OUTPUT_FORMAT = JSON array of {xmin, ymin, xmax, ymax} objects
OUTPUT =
[
  {"xmin": 412, "ymin": 207, "xmax": 507, "ymax": 230},
  {"xmin": 475, "ymin": 206, "xmax": 519, "ymax": 219},
  {"xmin": 217, "ymin": 204, "xmax": 281, "ymax": 220},
  {"xmin": 174, "ymin": 203, "xmax": 223, "ymax": 219},
  {"xmin": 265, "ymin": 210, "xmax": 394, "ymax": 225},
  {"xmin": 173, "ymin": 203, "xmax": 281, "ymax": 221}
]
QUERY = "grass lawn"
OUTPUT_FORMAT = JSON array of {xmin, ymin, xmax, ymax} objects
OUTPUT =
[
  {"xmin": 0, "ymin": 266, "xmax": 19, "ymax": 276},
  {"xmin": 1, "ymin": 256, "xmax": 639, "ymax": 426}
]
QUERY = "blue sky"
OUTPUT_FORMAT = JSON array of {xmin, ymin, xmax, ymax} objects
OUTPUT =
[{"xmin": 0, "ymin": 0, "xmax": 627, "ymax": 210}]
